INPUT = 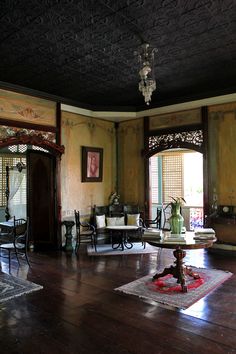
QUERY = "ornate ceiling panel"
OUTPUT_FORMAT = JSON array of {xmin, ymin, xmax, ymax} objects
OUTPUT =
[{"xmin": 0, "ymin": 0, "xmax": 235, "ymax": 110}]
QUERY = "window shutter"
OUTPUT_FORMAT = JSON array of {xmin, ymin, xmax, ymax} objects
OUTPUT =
[
  {"xmin": 0, "ymin": 155, "xmax": 26, "ymax": 207},
  {"xmin": 162, "ymin": 154, "xmax": 183, "ymax": 203},
  {"xmin": 150, "ymin": 157, "xmax": 159, "ymax": 203}
]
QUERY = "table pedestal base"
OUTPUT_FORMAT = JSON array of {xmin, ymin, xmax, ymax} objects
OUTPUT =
[
  {"xmin": 152, "ymin": 246, "xmax": 200, "ymax": 292},
  {"xmin": 112, "ymin": 231, "xmax": 133, "ymax": 251}
]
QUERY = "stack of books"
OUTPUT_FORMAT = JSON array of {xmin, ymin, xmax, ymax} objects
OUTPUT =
[
  {"xmin": 143, "ymin": 228, "xmax": 161, "ymax": 240},
  {"xmin": 164, "ymin": 234, "xmax": 186, "ymax": 243},
  {"xmin": 194, "ymin": 228, "xmax": 216, "ymax": 240}
]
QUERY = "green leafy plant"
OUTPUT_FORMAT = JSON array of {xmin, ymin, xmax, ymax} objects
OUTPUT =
[
  {"xmin": 169, "ymin": 196, "xmax": 186, "ymax": 214},
  {"xmin": 170, "ymin": 196, "xmax": 186, "ymax": 205}
]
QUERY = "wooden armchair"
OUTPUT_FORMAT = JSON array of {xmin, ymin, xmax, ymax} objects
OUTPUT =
[
  {"xmin": 74, "ymin": 210, "xmax": 96, "ymax": 253},
  {"xmin": 145, "ymin": 207, "xmax": 162, "ymax": 229}
]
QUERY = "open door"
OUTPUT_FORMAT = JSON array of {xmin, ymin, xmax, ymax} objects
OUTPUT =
[{"xmin": 27, "ymin": 150, "xmax": 57, "ymax": 251}]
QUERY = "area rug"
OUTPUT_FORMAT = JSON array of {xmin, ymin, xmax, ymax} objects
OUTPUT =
[
  {"xmin": 115, "ymin": 267, "xmax": 232, "ymax": 309},
  {"xmin": 0, "ymin": 273, "xmax": 43, "ymax": 304},
  {"xmin": 87, "ymin": 243, "xmax": 160, "ymax": 256}
]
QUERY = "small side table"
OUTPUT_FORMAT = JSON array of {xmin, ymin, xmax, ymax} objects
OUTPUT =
[{"xmin": 62, "ymin": 220, "xmax": 75, "ymax": 252}]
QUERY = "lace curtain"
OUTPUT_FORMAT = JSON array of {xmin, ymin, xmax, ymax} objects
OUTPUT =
[{"xmin": 8, "ymin": 168, "xmax": 27, "ymax": 219}]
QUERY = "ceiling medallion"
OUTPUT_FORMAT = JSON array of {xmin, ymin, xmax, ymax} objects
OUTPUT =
[{"xmin": 135, "ymin": 43, "xmax": 157, "ymax": 105}]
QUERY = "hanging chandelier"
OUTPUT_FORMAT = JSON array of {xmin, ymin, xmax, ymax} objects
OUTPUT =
[{"xmin": 135, "ymin": 43, "xmax": 157, "ymax": 105}]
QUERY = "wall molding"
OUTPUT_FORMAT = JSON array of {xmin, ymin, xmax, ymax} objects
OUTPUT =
[{"xmin": 61, "ymin": 93, "xmax": 236, "ymax": 122}]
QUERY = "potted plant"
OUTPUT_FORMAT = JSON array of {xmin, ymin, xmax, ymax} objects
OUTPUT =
[{"xmin": 169, "ymin": 196, "xmax": 186, "ymax": 234}]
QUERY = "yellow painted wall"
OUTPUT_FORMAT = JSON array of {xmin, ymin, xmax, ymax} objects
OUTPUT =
[
  {"xmin": 61, "ymin": 111, "xmax": 116, "ymax": 218},
  {"xmin": 149, "ymin": 108, "xmax": 201, "ymax": 130},
  {"xmin": 208, "ymin": 103, "xmax": 236, "ymax": 207},
  {"xmin": 118, "ymin": 119, "xmax": 145, "ymax": 208},
  {"xmin": 0, "ymin": 88, "xmax": 56, "ymax": 126}
]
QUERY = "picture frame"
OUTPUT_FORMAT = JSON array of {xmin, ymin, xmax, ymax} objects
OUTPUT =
[{"xmin": 81, "ymin": 146, "xmax": 103, "ymax": 182}]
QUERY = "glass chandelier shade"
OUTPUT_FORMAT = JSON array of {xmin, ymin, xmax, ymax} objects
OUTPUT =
[{"xmin": 135, "ymin": 43, "xmax": 157, "ymax": 105}]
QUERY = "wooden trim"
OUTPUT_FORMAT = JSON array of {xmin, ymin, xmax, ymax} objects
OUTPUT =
[
  {"xmin": 56, "ymin": 157, "xmax": 62, "ymax": 249},
  {"xmin": 115, "ymin": 122, "xmax": 119, "ymax": 194},
  {"xmin": 143, "ymin": 115, "xmax": 205, "ymax": 223},
  {"xmin": 143, "ymin": 117, "xmax": 150, "ymax": 221},
  {"xmin": 0, "ymin": 134, "xmax": 64, "ymax": 157},
  {"xmin": 147, "ymin": 123, "xmax": 203, "ymax": 137},
  {"xmin": 202, "ymin": 106, "xmax": 209, "ymax": 221},
  {"xmin": 55, "ymin": 102, "xmax": 62, "ymax": 245},
  {"xmin": 0, "ymin": 117, "xmax": 56, "ymax": 132},
  {"xmin": 145, "ymin": 141, "xmax": 203, "ymax": 159},
  {"xmin": 56, "ymin": 102, "xmax": 61, "ymax": 146}
]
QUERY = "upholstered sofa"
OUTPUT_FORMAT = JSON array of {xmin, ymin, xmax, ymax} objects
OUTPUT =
[
  {"xmin": 93, "ymin": 203, "xmax": 142, "ymax": 227},
  {"xmin": 92, "ymin": 204, "xmax": 145, "ymax": 245}
]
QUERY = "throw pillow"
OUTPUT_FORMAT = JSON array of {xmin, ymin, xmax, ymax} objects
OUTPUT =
[
  {"xmin": 106, "ymin": 217, "xmax": 117, "ymax": 226},
  {"xmin": 127, "ymin": 214, "xmax": 140, "ymax": 226},
  {"xmin": 96, "ymin": 214, "xmax": 106, "ymax": 229},
  {"xmin": 106, "ymin": 216, "xmax": 125, "ymax": 226},
  {"xmin": 115, "ymin": 216, "xmax": 125, "ymax": 226}
]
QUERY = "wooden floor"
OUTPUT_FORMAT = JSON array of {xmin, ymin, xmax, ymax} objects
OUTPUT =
[{"xmin": 0, "ymin": 245, "xmax": 236, "ymax": 354}]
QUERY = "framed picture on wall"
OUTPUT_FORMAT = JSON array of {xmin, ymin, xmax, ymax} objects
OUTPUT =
[{"xmin": 82, "ymin": 146, "xmax": 103, "ymax": 182}]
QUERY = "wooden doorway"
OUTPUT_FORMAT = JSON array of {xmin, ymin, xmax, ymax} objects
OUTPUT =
[
  {"xmin": 0, "ymin": 134, "xmax": 64, "ymax": 251},
  {"xmin": 27, "ymin": 150, "xmax": 57, "ymax": 251}
]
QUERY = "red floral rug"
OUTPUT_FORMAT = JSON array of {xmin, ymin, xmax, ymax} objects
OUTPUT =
[{"xmin": 115, "ymin": 267, "xmax": 232, "ymax": 309}]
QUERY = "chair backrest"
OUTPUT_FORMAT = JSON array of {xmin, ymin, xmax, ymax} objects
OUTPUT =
[
  {"xmin": 13, "ymin": 217, "xmax": 29, "ymax": 247},
  {"xmin": 109, "ymin": 204, "xmax": 124, "ymax": 217},
  {"xmin": 124, "ymin": 204, "xmax": 140, "ymax": 214},
  {"xmin": 153, "ymin": 207, "xmax": 162, "ymax": 228},
  {"xmin": 14, "ymin": 217, "xmax": 27, "ymax": 235},
  {"xmin": 162, "ymin": 204, "xmax": 172, "ymax": 230},
  {"xmin": 94, "ymin": 205, "xmax": 109, "ymax": 216},
  {"xmin": 74, "ymin": 210, "xmax": 81, "ymax": 228},
  {"xmin": 145, "ymin": 207, "xmax": 162, "ymax": 228}
]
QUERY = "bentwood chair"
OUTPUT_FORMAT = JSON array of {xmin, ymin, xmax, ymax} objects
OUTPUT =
[
  {"xmin": 145, "ymin": 207, "xmax": 162, "ymax": 229},
  {"xmin": 161, "ymin": 204, "xmax": 172, "ymax": 230},
  {"xmin": 0, "ymin": 217, "xmax": 30, "ymax": 270},
  {"xmin": 74, "ymin": 210, "xmax": 96, "ymax": 253}
]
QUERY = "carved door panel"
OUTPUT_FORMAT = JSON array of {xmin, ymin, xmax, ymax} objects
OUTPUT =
[{"xmin": 27, "ymin": 150, "xmax": 57, "ymax": 250}]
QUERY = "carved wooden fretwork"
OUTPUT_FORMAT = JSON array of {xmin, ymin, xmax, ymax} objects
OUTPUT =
[
  {"xmin": 0, "ymin": 125, "xmax": 64, "ymax": 156},
  {"xmin": 0, "ymin": 134, "xmax": 64, "ymax": 157},
  {"xmin": 0, "ymin": 125, "xmax": 55, "ymax": 142},
  {"xmin": 146, "ymin": 129, "xmax": 203, "ymax": 157}
]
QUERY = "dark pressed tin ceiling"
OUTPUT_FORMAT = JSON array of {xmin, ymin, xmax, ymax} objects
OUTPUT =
[{"xmin": 0, "ymin": 0, "xmax": 236, "ymax": 111}]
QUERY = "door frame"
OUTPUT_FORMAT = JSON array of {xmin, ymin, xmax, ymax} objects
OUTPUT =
[
  {"xmin": 143, "ymin": 107, "xmax": 209, "ymax": 223},
  {"xmin": 0, "ymin": 134, "xmax": 64, "ymax": 249}
]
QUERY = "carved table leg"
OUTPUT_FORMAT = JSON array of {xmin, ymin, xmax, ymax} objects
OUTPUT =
[{"xmin": 152, "ymin": 246, "xmax": 190, "ymax": 292}]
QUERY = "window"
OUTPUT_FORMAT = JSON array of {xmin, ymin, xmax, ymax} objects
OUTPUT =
[
  {"xmin": 0, "ymin": 155, "xmax": 26, "ymax": 207},
  {"xmin": 162, "ymin": 154, "xmax": 183, "ymax": 204},
  {"xmin": 150, "ymin": 150, "xmax": 203, "ymax": 229},
  {"xmin": 150, "ymin": 150, "xmax": 203, "ymax": 206},
  {"xmin": 150, "ymin": 157, "xmax": 159, "ymax": 203}
]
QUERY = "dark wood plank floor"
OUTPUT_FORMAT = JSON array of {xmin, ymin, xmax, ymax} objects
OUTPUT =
[{"xmin": 0, "ymin": 245, "xmax": 236, "ymax": 354}]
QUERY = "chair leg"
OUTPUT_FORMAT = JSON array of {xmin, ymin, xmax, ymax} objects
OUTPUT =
[
  {"xmin": 75, "ymin": 234, "xmax": 80, "ymax": 254},
  {"xmin": 14, "ymin": 248, "xmax": 20, "ymax": 266},
  {"xmin": 94, "ymin": 233, "xmax": 97, "ymax": 252},
  {"xmin": 25, "ymin": 250, "xmax": 30, "ymax": 266}
]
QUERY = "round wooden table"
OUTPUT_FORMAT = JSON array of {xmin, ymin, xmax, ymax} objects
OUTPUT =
[
  {"xmin": 106, "ymin": 225, "xmax": 140, "ymax": 251},
  {"xmin": 148, "ymin": 232, "xmax": 217, "ymax": 292}
]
